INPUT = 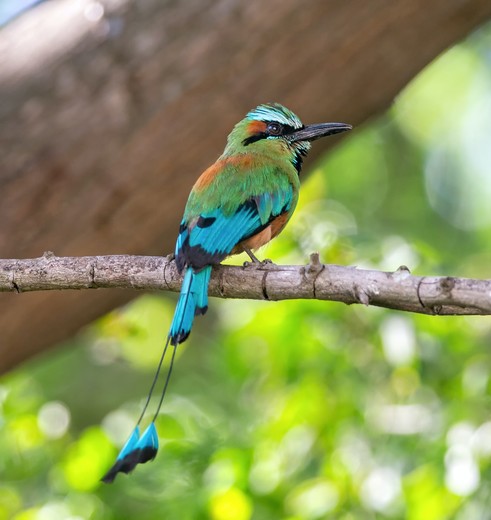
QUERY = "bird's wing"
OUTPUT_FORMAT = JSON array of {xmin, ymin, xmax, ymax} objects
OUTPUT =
[{"xmin": 175, "ymin": 185, "xmax": 293, "ymax": 271}]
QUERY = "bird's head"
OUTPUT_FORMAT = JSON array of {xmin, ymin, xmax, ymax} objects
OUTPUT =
[{"xmin": 224, "ymin": 102, "xmax": 352, "ymax": 173}]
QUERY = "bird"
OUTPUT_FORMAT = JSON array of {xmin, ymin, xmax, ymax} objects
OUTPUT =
[{"xmin": 101, "ymin": 102, "xmax": 352, "ymax": 483}]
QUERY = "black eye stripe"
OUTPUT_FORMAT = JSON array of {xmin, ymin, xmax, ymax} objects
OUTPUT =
[
  {"xmin": 242, "ymin": 132, "xmax": 268, "ymax": 146},
  {"xmin": 242, "ymin": 122, "xmax": 303, "ymax": 146},
  {"xmin": 281, "ymin": 124, "xmax": 304, "ymax": 135}
]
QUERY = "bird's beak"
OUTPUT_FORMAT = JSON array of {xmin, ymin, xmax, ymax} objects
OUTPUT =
[{"xmin": 288, "ymin": 122, "xmax": 352, "ymax": 142}]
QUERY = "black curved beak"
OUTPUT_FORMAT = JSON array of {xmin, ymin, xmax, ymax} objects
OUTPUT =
[{"xmin": 289, "ymin": 122, "xmax": 352, "ymax": 142}]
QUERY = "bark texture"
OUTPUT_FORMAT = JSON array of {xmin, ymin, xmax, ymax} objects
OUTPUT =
[
  {"xmin": 1, "ymin": 253, "xmax": 490, "ymax": 314},
  {"xmin": 1, "ymin": 0, "xmax": 491, "ymax": 371}
]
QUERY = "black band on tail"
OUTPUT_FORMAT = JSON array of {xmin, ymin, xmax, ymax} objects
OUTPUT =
[{"xmin": 101, "ymin": 445, "xmax": 157, "ymax": 484}]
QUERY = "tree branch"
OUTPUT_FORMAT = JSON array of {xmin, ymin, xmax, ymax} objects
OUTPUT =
[{"xmin": 1, "ymin": 252, "xmax": 490, "ymax": 316}]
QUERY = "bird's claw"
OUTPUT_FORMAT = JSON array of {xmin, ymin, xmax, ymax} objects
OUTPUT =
[{"xmin": 242, "ymin": 258, "xmax": 274, "ymax": 268}]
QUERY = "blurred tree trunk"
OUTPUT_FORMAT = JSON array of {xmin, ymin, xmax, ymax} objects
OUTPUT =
[{"xmin": 1, "ymin": 0, "xmax": 490, "ymax": 373}]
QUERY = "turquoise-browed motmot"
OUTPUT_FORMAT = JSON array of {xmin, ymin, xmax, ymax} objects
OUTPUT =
[{"xmin": 102, "ymin": 102, "xmax": 351, "ymax": 482}]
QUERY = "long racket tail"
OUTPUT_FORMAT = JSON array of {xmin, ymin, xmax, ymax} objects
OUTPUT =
[{"xmin": 101, "ymin": 266, "xmax": 211, "ymax": 483}]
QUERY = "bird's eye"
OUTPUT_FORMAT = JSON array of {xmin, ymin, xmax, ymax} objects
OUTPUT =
[{"xmin": 267, "ymin": 122, "xmax": 283, "ymax": 136}]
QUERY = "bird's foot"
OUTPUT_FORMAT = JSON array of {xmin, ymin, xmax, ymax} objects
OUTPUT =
[
  {"xmin": 242, "ymin": 246, "xmax": 274, "ymax": 267},
  {"xmin": 242, "ymin": 258, "xmax": 275, "ymax": 268}
]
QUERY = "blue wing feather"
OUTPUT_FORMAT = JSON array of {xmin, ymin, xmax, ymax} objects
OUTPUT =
[{"xmin": 189, "ymin": 204, "xmax": 258, "ymax": 255}]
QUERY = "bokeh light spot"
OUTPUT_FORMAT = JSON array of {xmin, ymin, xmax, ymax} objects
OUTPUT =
[
  {"xmin": 37, "ymin": 401, "xmax": 70, "ymax": 439},
  {"xmin": 361, "ymin": 467, "xmax": 401, "ymax": 512},
  {"xmin": 209, "ymin": 488, "xmax": 252, "ymax": 520},
  {"xmin": 61, "ymin": 428, "xmax": 114, "ymax": 491}
]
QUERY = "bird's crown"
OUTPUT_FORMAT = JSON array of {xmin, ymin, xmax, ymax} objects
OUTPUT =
[{"xmin": 246, "ymin": 103, "xmax": 303, "ymax": 130}]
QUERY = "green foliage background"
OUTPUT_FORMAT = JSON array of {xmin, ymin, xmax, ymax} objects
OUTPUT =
[{"xmin": 2, "ymin": 24, "xmax": 491, "ymax": 520}]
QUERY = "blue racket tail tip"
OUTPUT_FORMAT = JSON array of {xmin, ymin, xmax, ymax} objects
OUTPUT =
[{"xmin": 101, "ymin": 424, "xmax": 159, "ymax": 484}]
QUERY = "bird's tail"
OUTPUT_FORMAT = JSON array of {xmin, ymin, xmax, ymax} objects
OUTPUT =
[
  {"xmin": 169, "ymin": 267, "xmax": 212, "ymax": 344},
  {"xmin": 101, "ymin": 266, "xmax": 212, "ymax": 483}
]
